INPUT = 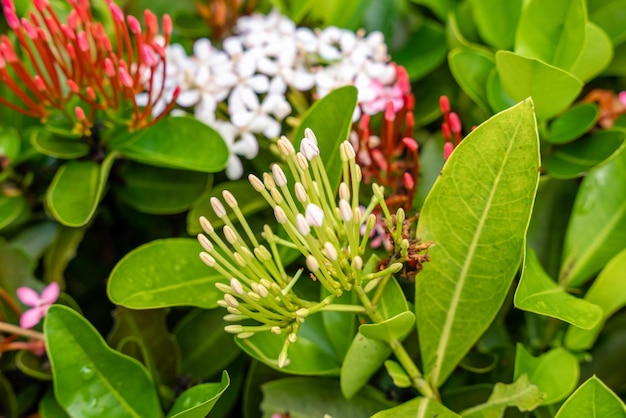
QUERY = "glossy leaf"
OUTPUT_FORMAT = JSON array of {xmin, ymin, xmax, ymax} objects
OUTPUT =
[
  {"xmin": 43, "ymin": 226, "xmax": 86, "ymax": 286},
  {"xmin": 485, "ymin": 69, "xmax": 516, "ymax": 114},
  {"xmin": 107, "ymin": 238, "xmax": 224, "ymax": 309},
  {"xmin": 260, "ymin": 377, "xmax": 394, "ymax": 418},
  {"xmin": 393, "ymin": 19, "xmax": 447, "ymax": 81},
  {"xmin": 569, "ymin": 23, "xmax": 614, "ymax": 82},
  {"xmin": 514, "ymin": 0, "xmax": 586, "ymax": 70},
  {"xmin": 515, "ymin": 248, "xmax": 602, "ymax": 329},
  {"xmin": 589, "ymin": 0, "xmax": 626, "ymax": 45},
  {"xmin": 108, "ymin": 307, "xmax": 180, "ymax": 385},
  {"xmin": 45, "ymin": 305, "xmax": 161, "ymax": 418},
  {"xmin": 460, "ymin": 374, "xmax": 545, "ymax": 417},
  {"xmin": 566, "ymin": 249, "xmax": 626, "ymax": 351},
  {"xmin": 469, "ymin": 0, "xmax": 522, "ymax": 50},
  {"xmin": 546, "ymin": 129, "xmax": 625, "ymax": 179},
  {"xmin": 448, "ymin": 47, "xmax": 494, "ymax": 112},
  {"xmin": 320, "ymin": 288, "xmax": 356, "ymax": 361},
  {"xmin": 514, "ymin": 344, "xmax": 578, "ymax": 405},
  {"xmin": 236, "ymin": 313, "xmax": 341, "ymax": 376},
  {"xmin": 0, "ymin": 126, "xmax": 20, "ymax": 162},
  {"xmin": 0, "ymin": 196, "xmax": 27, "ymax": 231},
  {"xmin": 166, "ymin": 371, "xmax": 229, "ymax": 418},
  {"xmin": 373, "ymin": 397, "xmax": 460, "ymax": 418},
  {"xmin": 292, "ymin": 85, "xmax": 357, "ymax": 192},
  {"xmin": 384, "ymin": 360, "xmax": 411, "ymax": 389},
  {"xmin": 560, "ymin": 146, "xmax": 626, "ymax": 286},
  {"xmin": 39, "ymin": 390, "xmax": 71, "ymax": 418},
  {"xmin": 547, "ymin": 103, "xmax": 599, "ymax": 145},
  {"xmin": 416, "ymin": 99, "xmax": 540, "ymax": 387},
  {"xmin": 119, "ymin": 116, "xmax": 228, "ymax": 173},
  {"xmin": 359, "ymin": 311, "xmax": 416, "ymax": 342},
  {"xmin": 174, "ymin": 308, "xmax": 241, "ymax": 381},
  {"xmin": 496, "ymin": 51, "xmax": 583, "ymax": 120},
  {"xmin": 340, "ymin": 333, "xmax": 391, "ymax": 399},
  {"xmin": 186, "ymin": 179, "xmax": 265, "ymax": 235},
  {"xmin": 555, "ymin": 376, "xmax": 626, "ymax": 417},
  {"xmin": 30, "ymin": 129, "xmax": 89, "ymax": 159},
  {"xmin": 115, "ymin": 162, "xmax": 210, "ymax": 214}
]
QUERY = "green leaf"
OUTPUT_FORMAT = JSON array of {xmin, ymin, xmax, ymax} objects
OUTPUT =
[
  {"xmin": 107, "ymin": 238, "xmax": 224, "ymax": 309},
  {"xmin": 393, "ymin": 19, "xmax": 447, "ymax": 81},
  {"xmin": 448, "ymin": 47, "xmax": 494, "ymax": 113},
  {"xmin": 415, "ymin": 99, "xmax": 540, "ymax": 387},
  {"xmin": 292, "ymin": 85, "xmax": 357, "ymax": 192},
  {"xmin": 0, "ymin": 372, "xmax": 17, "ymax": 418},
  {"xmin": 566, "ymin": 249, "xmax": 626, "ymax": 351},
  {"xmin": 514, "ymin": 345, "xmax": 578, "ymax": 405},
  {"xmin": 45, "ymin": 305, "xmax": 161, "ymax": 418},
  {"xmin": 495, "ymin": 51, "xmax": 583, "ymax": 120},
  {"xmin": 384, "ymin": 360, "xmax": 411, "ymax": 389},
  {"xmin": 589, "ymin": 0, "xmax": 626, "ymax": 45},
  {"xmin": 186, "ymin": 179, "xmax": 265, "ymax": 235},
  {"xmin": 108, "ymin": 307, "xmax": 180, "ymax": 385},
  {"xmin": 604, "ymin": 42, "xmax": 626, "ymax": 76},
  {"xmin": 174, "ymin": 308, "xmax": 241, "ymax": 381},
  {"xmin": 0, "ymin": 196, "xmax": 27, "ymax": 231},
  {"xmin": 340, "ymin": 333, "xmax": 391, "ymax": 399},
  {"xmin": 0, "ymin": 126, "xmax": 20, "ymax": 162},
  {"xmin": 359, "ymin": 311, "xmax": 416, "ymax": 342},
  {"xmin": 560, "ymin": 146, "xmax": 626, "ymax": 286},
  {"xmin": 43, "ymin": 225, "xmax": 86, "ymax": 286},
  {"xmin": 409, "ymin": 0, "xmax": 458, "ymax": 21},
  {"xmin": 546, "ymin": 128, "xmax": 625, "ymax": 179},
  {"xmin": 485, "ymin": 69, "xmax": 516, "ymax": 114},
  {"xmin": 115, "ymin": 162, "xmax": 210, "ymax": 214},
  {"xmin": 514, "ymin": 0, "xmax": 586, "ymax": 70},
  {"xmin": 166, "ymin": 371, "xmax": 229, "ymax": 418},
  {"xmin": 514, "ymin": 248, "xmax": 602, "ymax": 329},
  {"xmin": 260, "ymin": 377, "xmax": 394, "ymax": 418},
  {"xmin": 39, "ymin": 390, "xmax": 71, "ymax": 418},
  {"xmin": 569, "ymin": 23, "xmax": 614, "ymax": 82},
  {"xmin": 469, "ymin": 0, "xmax": 522, "ymax": 50},
  {"xmin": 45, "ymin": 152, "xmax": 116, "ymax": 227},
  {"xmin": 372, "ymin": 397, "xmax": 460, "ymax": 418},
  {"xmin": 119, "ymin": 116, "xmax": 228, "ymax": 173},
  {"xmin": 460, "ymin": 374, "xmax": 545, "ymax": 418},
  {"xmin": 321, "ymin": 288, "xmax": 356, "ymax": 361},
  {"xmin": 555, "ymin": 376, "xmax": 626, "ymax": 418},
  {"xmin": 30, "ymin": 129, "xmax": 90, "ymax": 159},
  {"xmin": 15, "ymin": 349, "xmax": 52, "ymax": 380},
  {"xmin": 546, "ymin": 103, "xmax": 599, "ymax": 144}
]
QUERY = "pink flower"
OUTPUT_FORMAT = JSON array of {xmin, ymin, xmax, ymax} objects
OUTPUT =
[{"xmin": 16, "ymin": 282, "xmax": 59, "ymax": 329}]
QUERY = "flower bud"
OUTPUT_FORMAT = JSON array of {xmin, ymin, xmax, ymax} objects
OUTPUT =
[
  {"xmin": 200, "ymin": 252, "xmax": 216, "ymax": 267},
  {"xmin": 323, "ymin": 242, "xmax": 338, "ymax": 261},
  {"xmin": 295, "ymin": 214, "xmax": 310, "ymax": 236},
  {"xmin": 274, "ymin": 206, "xmax": 288, "ymax": 224},
  {"xmin": 257, "ymin": 284, "xmax": 269, "ymax": 298},
  {"xmin": 223, "ymin": 294, "xmax": 239, "ymax": 307},
  {"xmin": 272, "ymin": 164, "xmax": 288, "ymax": 187},
  {"xmin": 306, "ymin": 255, "xmax": 320, "ymax": 272},
  {"xmin": 263, "ymin": 172, "xmax": 276, "ymax": 189},
  {"xmin": 233, "ymin": 252, "xmax": 246, "ymax": 267},
  {"xmin": 199, "ymin": 216, "xmax": 214, "ymax": 234},
  {"xmin": 248, "ymin": 174, "xmax": 265, "ymax": 192},
  {"xmin": 352, "ymin": 256, "xmax": 363, "ymax": 271},
  {"xmin": 210, "ymin": 197, "xmax": 227, "ymax": 218},
  {"xmin": 295, "ymin": 182, "xmax": 307, "ymax": 203},
  {"xmin": 305, "ymin": 203, "xmax": 325, "ymax": 227},
  {"xmin": 237, "ymin": 332, "xmax": 255, "ymax": 339},
  {"xmin": 304, "ymin": 127, "xmax": 318, "ymax": 144},
  {"xmin": 339, "ymin": 200, "xmax": 352, "ymax": 222},
  {"xmin": 197, "ymin": 234, "xmax": 214, "ymax": 252},
  {"xmin": 230, "ymin": 278, "xmax": 244, "ymax": 295},
  {"xmin": 278, "ymin": 351, "xmax": 289, "ymax": 368},
  {"xmin": 340, "ymin": 141, "xmax": 356, "ymax": 160},
  {"xmin": 223, "ymin": 225, "xmax": 238, "ymax": 244},
  {"xmin": 339, "ymin": 182, "xmax": 350, "ymax": 201},
  {"xmin": 300, "ymin": 138, "xmax": 320, "ymax": 160},
  {"xmin": 224, "ymin": 325, "xmax": 243, "ymax": 334},
  {"xmin": 222, "ymin": 190, "xmax": 238, "ymax": 208},
  {"xmin": 271, "ymin": 326, "xmax": 281, "ymax": 335},
  {"xmin": 277, "ymin": 136, "xmax": 295, "ymax": 156},
  {"xmin": 296, "ymin": 152, "xmax": 309, "ymax": 170},
  {"xmin": 288, "ymin": 333, "xmax": 298, "ymax": 343}
]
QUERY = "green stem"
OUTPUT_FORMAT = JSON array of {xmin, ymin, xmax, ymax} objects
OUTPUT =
[{"xmin": 318, "ymin": 304, "xmax": 368, "ymax": 314}]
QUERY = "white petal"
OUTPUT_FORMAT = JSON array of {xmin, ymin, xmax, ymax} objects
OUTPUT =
[
  {"xmin": 258, "ymin": 57, "xmax": 279, "ymax": 75},
  {"xmin": 269, "ymin": 76, "xmax": 287, "ymax": 94},
  {"xmin": 291, "ymin": 70, "xmax": 315, "ymax": 91},
  {"xmin": 319, "ymin": 43, "xmax": 341, "ymax": 61},
  {"xmin": 232, "ymin": 132, "xmax": 259, "ymax": 159},
  {"xmin": 226, "ymin": 154, "xmax": 244, "ymax": 180},
  {"xmin": 193, "ymin": 38, "xmax": 213, "ymax": 61},
  {"xmin": 231, "ymin": 110, "xmax": 256, "ymax": 128},
  {"xmin": 176, "ymin": 89, "xmax": 200, "ymax": 107},
  {"xmin": 247, "ymin": 74, "xmax": 270, "ymax": 93},
  {"xmin": 223, "ymin": 36, "xmax": 243, "ymax": 57}
]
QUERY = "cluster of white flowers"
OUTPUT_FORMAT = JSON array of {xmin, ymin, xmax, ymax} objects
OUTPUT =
[{"xmin": 141, "ymin": 11, "xmax": 406, "ymax": 179}]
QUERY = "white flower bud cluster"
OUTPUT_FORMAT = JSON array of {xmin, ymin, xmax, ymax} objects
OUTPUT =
[{"xmin": 141, "ymin": 11, "xmax": 405, "ymax": 180}]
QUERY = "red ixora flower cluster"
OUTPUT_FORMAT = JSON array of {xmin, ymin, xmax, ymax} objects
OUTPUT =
[
  {"xmin": 439, "ymin": 95, "xmax": 463, "ymax": 160},
  {"xmin": 0, "ymin": 0, "xmax": 179, "ymax": 134},
  {"xmin": 352, "ymin": 64, "xmax": 419, "ymax": 213}
]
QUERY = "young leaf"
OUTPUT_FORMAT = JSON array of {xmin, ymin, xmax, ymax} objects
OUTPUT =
[
  {"xmin": 372, "ymin": 396, "xmax": 461, "ymax": 418},
  {"xmin": 118, "ymin": 116, "xmax": 229, "ymax": 173},
  {"xmin": 166, "ymin": 371, "xmax": 229, "ymax": 418},
  {"xmin": 566, "ymin": 249, "xmax": 626, "ymax": 350},
  {"xmin": 107, "ymin": 238, "xmax": 224, "ymax": 309},
  {"xmin": 359, "ymin": 311, "xmax": 416, "ymax": 342},
  {"xmin": 514, "ymin": 345, "xmax": 579, "ymax": 404},
  {"xmin": 514, "ymin": 0, "xmax": 586, "ymax": 71},
  {"xmin": 384, "ymin": 360, "xmax": 411, "ymax": 389},
  {"xmin": 448, "ymin": 47, "xmax": 494, "ymax": 113},
  {"xmin": 340, "ymin": 333, "xmax": 391, "ymax": 399},
  {"xmin": 560, "ymin": 146, "xmax": 626, "ymax": 287},
  {"xmin": 495, "ymin": 51, "xmax": 583, "ymax": 120},
  {"xmin": 546, "ymin": 103, "xmax": 599, "ymax": 145},
  {"xmin": 45, "ymin": 305, "xmax": 161, "ymax": 418},
  {"xmin": 469, "ymin": 0, "xmax": 522, "ymax": 50},
  {"xmin": 514, "ymin": 248, "xmax": 602, "ymax": 329},
  {"xmin": 460, "ymin": 374, "xmax": 545, "ymax": 417},
  {"xmin": 261, "ymin": 377, "xmax": 394, "ymax": 418},
  {"xmin": 555, "ymin": 376, "xmax": 626, "ymax": 417},
  {"xmin": 415, "ymin": 99, "xmax": 540, "ymax": 387},
  {"xmin": 569, "ymin": 23, "xmax": 614, "ymax": 82}
]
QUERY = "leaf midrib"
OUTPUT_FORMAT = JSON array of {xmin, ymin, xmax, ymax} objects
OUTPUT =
[{"xmin": 430, "ymin": 120, "xmax": 521, "ymax": 386}]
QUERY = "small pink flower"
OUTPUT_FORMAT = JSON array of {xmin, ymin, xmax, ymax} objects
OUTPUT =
[
  {"xmin": 619, "ymin": 91, "xmax": 626, "ymax": 107},
  {"xmin": 16, "ymin": 282, "xmax": 59, "ymax": 329}
]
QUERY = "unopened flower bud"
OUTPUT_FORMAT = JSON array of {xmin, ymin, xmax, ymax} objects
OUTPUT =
[
  {"xmin": 257, "ymin": 285, "xmax": 269, "ymax": 298},
  {"xmin": 199, "ymin": 216, "xmax": 214, "ymax": 234},
  {"xmin": 300, "ymin": 138, "xmax": 320, "ymax": 160},
  {"xmin": 230, "ymin": 278, "xmax": 244, "ymax": 295},
  {"xmin": 353, "ymin": 206, "xmax": 362, "ymax": 223},
  {"xmin": 444, "ymin": 141, "xmax": 454, "ymax": 160},
  {"xmin": 296, "ymin": 214, "xmax": 310, "ymax": 236},
  {"xmin": 223, "ymin": 225, "xmax": 238, "ymax": 244},
  {"xmin": 339, "ymin": 182, "xmax": 350, "ymax": 201},
  {"xmin": 305, "ymin": 203, "xmax": 324, "ymax": 227},
  {"xmin": 210, "ymin": 197, "xmax": 227, "ymax": 218},
  {"xmin": 288, "ymin": 333, "xmax": 298, "ymax": 343},
  {"xmin": 223, "ymin": 314, "xmax": 244, "ymax": 322},
  {"xmin": 224, "ymin": 294, "xmax": 239, "ymax": 307},
  {"xmin": 339, "ymin": 200, "xmax": 352, "ymax": 222},
  {"xmin": 274, "ymin": 206, "xmax": 288, "ymax": 224},
  {"xmin": 226, "ymin": 307, "xmax": 241, "ymax": 315},
  {"xmin": 271, "ymin": 326, "xmax": 281, "ymax": 335},
  {"xmin": 272, "ymin": 164, "xmax": 288, "ymax": 187},
  {"xmin": 352, "ymin": 256, "xmax": 363, "ymax": 271},
  {"xmin": 222, "ymin": 190, "xmax": 238, "ymax": 208},
  {"xmin": 304, "ymin": 127, "xmax": 318, "ymax": 144},
  {"xmin": 340, "ymin": 141, "xmax": 356, "ymax": 160},
  {"xmin": 237, "ymin": 332, "xmax": 255, "ymax": 339},
  {"xmin": 263, "ymin": 172, "xmax": 276, "ymax": 189},
  {"xmin": 200, "ymin": 252, "xmax": 216, "ymax": 267},
  {"xmin": 249, "ymin": 174, "xmax": 265, "ymax": 192},
  {"xmin": 233, "ymin": 252, "xmax": 246, "ymax": 267},
  {"xmin": 248, "ymin": 291, "xmax": 261, "ymax": 301},
  {"xmin": 277, "ymin": 136, "xmax": 295, "ymax": 156},
  {"xmin": 278, "ymin": 351, "xmax": 289, "ymax": 368},
  {"xmin": 296, "ymin": 153, "xmax": 309, "ymax": 170},
  {"xmin": 197, "ymin": 234, "xmax": 214, "ymax": 252},
  {"xmin": 217, "ymin": 300, "xmax": 228, "ymax": 308},
  {"xmin": 323, "ymin": 242, "xmax": 338, "ymax": 261},
  {"xmin": 296, "ymin": 308, "xmax": 309, "ymax": 318},
  {"xmin": 254, "ymin": 245, "xmax": 272, "ymax": 262},
  {"xmin": 224, "ymin": 325, "xmax": 243, "ymax": 334},
  {"xmin": 295, "ymin": 182, "xmax": 307, "ymax": 203},
  {"xmin": 215, "ymin": 282, "xmax": 232, "ymax": 294},
  {"xmin": 270, "ymin": 188, "xmax": 283, "ymax": 204},
  {"xmin": 306, "ymin": 255, "xmax": 320, "ymax": 272}
]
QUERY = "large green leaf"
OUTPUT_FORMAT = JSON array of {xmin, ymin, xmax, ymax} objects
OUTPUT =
[
  {"xmin": 569, "ymin": 23, "xmax": 614, "ymax": 82},
  {"xmin": 555, "ymin": 376, "xmax": 626, "ymax": 417},
  {"xmin": 0, "ymin": 196, "xmax": 27, "ymax": 231},
  {"xmin": 115, "ymin": 162, "xmax": 210, "ymax": 214},
  {"xmin": 560, "ymin": 146, "xmax": 626, "ymax": 286},
  {"xmin": 514, "ymin": 345, "xmax": 578, "ymax": 405},
  {"xmin": 166, "ymin": 371, "xmax": 229, "ymax": 418},
  {"xmin": 448, "ymin": 47, "xmax": 494, "ymax": 113},
  {"xmin": 589, "ymin": 0, "xmax": 626, "ymax": 45},
  {"xmin": 260, "ymin": 378, "xmax": 394, "ymax": 418},
  {"xmin": 393, "ymin": 19, "xmax": 447, "ymax": 81},
  {"xmin": 514, "ymin": 248, "xmax": 602, "ymax": 329},
  {"xmin": 373, "ymin": 397, "xmax": 460, "ymax": 418},
  {"xmin": 415, "ymin": 99, "xmax": 540, "ymax": 387},
  {"xmin": 495, "ymin": 51, "xmax": 583, "ymax": 120},
  {"xmin": 514, "ymin": 0, "xmax": 586, "ymax": 70},
  {"xmin": 565, "ymin": 249, "xmax": 626, "ymax": 350},
  {"xmin": 469, "ymin": 0, "xmax": 522, "ymax": 50},
  {"xmin": 107, "ymin": 238, "xmax": 224, "ymax": 309},
  {"xmin": 118, "ymin": 116, "xmax": 228, "ymax": 173},
  {"xmin": 292, "ymin": 85, "xmax": 357, "ymax": 192},
  {"xmin": 30, "ymin": 129, "xmax": 89, "ymax": 159},
  {"xmin": 45, "ymin": 305, "xmax": 161, "ymax": 418},
  {"xmin": 174, "ymin": 308, "xmax": 241, "ymax": 381},
  {"xmin": 39, "ymin": 390, "xmax": 71, "ymax": 418},
  {"xmin": 460, "ymin": 375, "xmax": 545, "ymax": 417}
]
